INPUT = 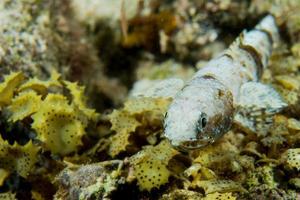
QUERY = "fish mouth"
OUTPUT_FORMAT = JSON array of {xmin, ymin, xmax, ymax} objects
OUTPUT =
[{"xmin": 170, "ymin": 138, "xmax": 214, "ymax": 151}]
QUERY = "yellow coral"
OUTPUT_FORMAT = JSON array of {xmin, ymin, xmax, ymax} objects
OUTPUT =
[
  {"xmin": 275, "ymin": 75, "xmax": 300, "ymax": 90},
  {"xmin": 287, "ymin": 118, "xmax": 300, "ymax": 131},
  {"xmin": 184, "ymin": 164, "xmax": 217, "ymax": 185},
  {"xmin": 291, "ymin": 42, "xmax": 300, "ymax": 57},
  {"xmin": 193, "ymin": 146, "xmax": 216, "ymax": 167},
  {"xmin": 124, "ymin": 97, "xmax": 171, "ymax": 121},
  {"xmin": 0, "ymin": 71, "xmax": 25, "ymax": 107},
  {"xmin": 0, "ymin": 136, "xmax": 39, "ymax": 178},
  {"xmin": 123, "ymin": 97, "xmax": 171, "ymax": 133},
  {"xmin": 64, "ymin": 80, "xmax": 98, "ymax": 121},
  {"xmin": 108, "ymin": 97, "xmax": 171, "ymax": 157},
  {"xmin": 130, "ymin": 140, "xmax": 179, "ymax": 191},
  {"xmin": 8, "ymin": 90, "xmax": 42, "ymax": 122},
  {"xmin": 0, "ymin": 168, "xmax": 9, "ymax": 186},
  {"xmin": 194, "ymin": 141, "xmax": 239, "ymax": 168},
  {"xmin": 193, "ymin": 180, "xmax": 245, "ymax": 194},
  {"xmin": 274, "ymin": 85, "xmax": 298, "ymax": 107},
  {"xmin": 245, "ymin": 165, "xmax": 278, "ymax": 188},
  {"xmin": 31, "ymin": 94, "xmax": 85, "ymax": 155},
  {"xmin": 109, "ymin": 110, "xmax": 141, "ymax": 135},
  {"xmin": 64, "ymin": 81, "xmax": 86, "ymax": 107},
  {"xmin": 286, "ymin": 148, "xmax": 300, "ymax": 170},
  {"xmin": 108, "ymin": 131, "xmax": 132, "ymax": 158},
  {"xmin": 108, "ymin": 110, "xmax": 141, "ymax": 157},
  {"xmin": 160, "ymin": 189, "xmax": 203, "ymax": 200},
  {"xmin": 31, "ymin": 191, "xmax": 45, "ymax": 200},
  {"xmin": 0, "ymin": 192, "xmax": 16, "ymax": 200},
  {"xmin": 203, "ymin": 192, "xmax": 236, "ymax": 200},
  {"xmin": 18, "ymin": 70, "xmax": 62, "ymax": 95}
]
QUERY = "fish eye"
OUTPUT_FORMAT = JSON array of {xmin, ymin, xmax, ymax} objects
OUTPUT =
[
  {"xmin": 201, "ymin": 117, "xmax": 207, "ymax": 128},
  {"xmin": 196, "ymin": 113, "xmax": 207, "ymax": 133}
]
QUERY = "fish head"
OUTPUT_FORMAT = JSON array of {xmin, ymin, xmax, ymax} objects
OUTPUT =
[
  {"xmin": 163, "ymin": 100, "xmax": 214, "ymax": 150},
  {"xmin": 163, "ymin": 77, "xmax": 234, "ymax": 150}
]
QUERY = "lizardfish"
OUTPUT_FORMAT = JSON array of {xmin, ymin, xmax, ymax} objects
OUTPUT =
[{"xmin": 130, "ymin": 15, "xmax": 287, "ymax": 150}]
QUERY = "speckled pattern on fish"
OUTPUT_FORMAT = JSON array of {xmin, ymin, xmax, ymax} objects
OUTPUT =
[{"xmin": 164, "ymin": 15, "xmax": 287, "ymax": 150}]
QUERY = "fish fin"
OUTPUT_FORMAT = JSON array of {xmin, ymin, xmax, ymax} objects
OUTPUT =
[
  {"xmin": 129, "ymin": 78, "xmax": 184, "ymax": 98},
  {"xmin": 234, "ymin": 82, "xmax": 287, "ymax": 136}
]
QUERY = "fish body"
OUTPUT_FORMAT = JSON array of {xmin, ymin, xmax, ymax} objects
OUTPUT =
[{"xmin": 163, "ymin": 15, "xmax": 286, "ymax": 150}]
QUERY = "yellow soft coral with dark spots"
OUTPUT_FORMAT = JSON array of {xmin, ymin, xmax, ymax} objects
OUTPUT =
[
  {"xmin": 18, "ymin": 70, "xmax": 62, "ymax": 95},
  {"xmin": 0, "ymin": 192, "xmax": 16, "ymax": 200},
  {"xmin": 31, "ymin": 94, "xmax": 86, "ymax": 155},
  {"xmin": 0, "ymin": 169, "xmax": 10, "ymax": 186},
  {"xmin": 108, "ymin": 97, "xmax": 170, "ymax": 157},
  {"xmin": 64, "ymin": 80, "xmax": 98, "ymax": 122},
  {"xmin": 109, "ymin": 110, "xmax": 141, "ymax": 134},
  {"xmin": 0, "ymin": 136, "xmax": 39, "ymax": 178},
  {"xmin": 283, "ymin": 148, "xmax": 300, "ymax": 170},
  {"xmin": 124, "ymin": 97, "xmax": 171, "ymax": 124},
  {"xmin": 108, "ymin": 109, "xmax": 141, "ymax": 157},
  {"xmin": 192, "ymin": 179, "xmax": 245, "ymax": 195},
  {"xmin": 203, "ymin": 192, "xmax": 236, "ymax": 200},
  {"xmin": 8, "ymin": 90, "xmax": 42, "ymax": 122},
  {"xmin": 130, "ymin": 140, "xmax": 179, "ymax": 191},
  {"xmin": 0, "ymin": 71, "xmax": 98, "ymax": 157}
]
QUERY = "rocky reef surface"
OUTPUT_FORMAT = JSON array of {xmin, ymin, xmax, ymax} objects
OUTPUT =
[{"xmin": 0, "ymin": 0, "xmax": 300, "ymax": 199}]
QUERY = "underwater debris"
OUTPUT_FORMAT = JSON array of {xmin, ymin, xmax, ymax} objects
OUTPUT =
[
  {"xmin": 54, "ymin": 162, "xmax": 123, "ymax": 200},
  {"xmin": 122, "ymin": 11, "xmax": 179, "ymax": 51},
  {"xmin": 170, "ymin": 0, "xmax": 221, "ymax": 60},
  {"xmin": 129, "ymin": 140, "xmax": 179, "ymax": 191},
  {"xmin": 135, "ymin": 59, "xmax": 194, "ymax": 81},
  {"xmin": 71, "ymin": 0, "xmax": 140, "ymax": 29},
  {"xmin": 239, "ymin": 184, "xmax": 297, "ymax": 200},
  {"xmin": 130, "ymin": 78, "xmax": 184, "ymax": 98}
]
